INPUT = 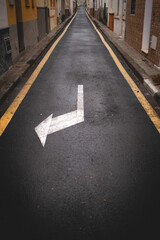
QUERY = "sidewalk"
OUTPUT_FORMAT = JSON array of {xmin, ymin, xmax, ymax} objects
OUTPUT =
[
  {"xmin": 0, "ymin": 14, "xmax": 74, "ymax": 104},
  {"xmin": 87, "ymin": 11, "xmax": 160, "ymax": 106}
]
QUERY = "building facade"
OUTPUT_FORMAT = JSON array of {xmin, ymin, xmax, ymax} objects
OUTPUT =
[
  {"xmin": 56, "ymin": 0, "xmax": 65, "ymax": 24},
  {"xmin": 0, "ymin": 0, "xmax": 38, "ymax": 75},
  {"xmin": 87, "ymin": 0, "xmax": 126, "ymax": 38},
  {"xmin": 108, "ymin": 0, "xmax": 126, "ymax": 38},
  {"xmin": 0, "ymin": 0, "xmax": 77, "ymax": 76},
  {"xmin": 0, "ymin": 0, "xmax": 15, "ymax": 75},
  {"xmin": 36, "ymin": 0, "xmax": 50, "ymax": 41},
  {"xmin": 125, "ymin": 0, "xmax": 160, "ymax": 67},
  {"xmin": 49, "ymin": 0, "xmax": 57, "ymax": 30},
  {"xmin": 15, "ymin": 0, "xmax": 38, "ymax": 52},
  {"xmin": 87, "ymin": 0, "xmax": 160, "ymax": 66}
]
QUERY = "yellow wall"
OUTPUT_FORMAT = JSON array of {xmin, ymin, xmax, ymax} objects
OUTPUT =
[
  {"xmin": 20, "ymin": 0, "xmax": 37, "ymax": 22},
  {"xmin": 6, "ymin": 0, "xmax": 17, "ymax": 26},
  {"xmin": 6, "ymin": 0, "xmax": 37, "ymax": 24}
]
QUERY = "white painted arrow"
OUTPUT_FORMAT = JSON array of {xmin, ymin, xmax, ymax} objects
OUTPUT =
[{"xmin": 35, "ymin": 85, "xmax": 84, "ymax": 147}]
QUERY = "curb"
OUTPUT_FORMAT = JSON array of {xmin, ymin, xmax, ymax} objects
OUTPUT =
[
  {"xmin": 86, "ymin": 10, "xmax": 160, "ymax": 106},
  {"xmin": 143, "ymin": 79, "xmax": 160, "ymax": 105},
  {"xmin": 0, "ymin": 13, "xmax": 76, "ymax": 104}
]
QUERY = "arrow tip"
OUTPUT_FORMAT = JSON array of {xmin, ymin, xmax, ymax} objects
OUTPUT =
[{"xmin": 35, "ymin": 114, "xmax": 53, "ymax": 147}]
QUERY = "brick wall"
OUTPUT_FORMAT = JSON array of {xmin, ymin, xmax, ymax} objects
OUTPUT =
[{"xmin": 125, "ymin": 0, "xmax": 160, "ymax": 66}]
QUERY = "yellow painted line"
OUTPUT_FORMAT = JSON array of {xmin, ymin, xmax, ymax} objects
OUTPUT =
[
  {"xmin": 0, "ymin": 12, "xmax": 78, "ymax": 136},
  {"xmin": 86, "ymin": 10, "xmax": 160, "ymax": 134}
]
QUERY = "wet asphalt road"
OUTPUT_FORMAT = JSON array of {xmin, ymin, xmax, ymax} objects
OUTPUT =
[{"xmin": 0, "ymin": 7, "xmax": 160, "ymax": 240}]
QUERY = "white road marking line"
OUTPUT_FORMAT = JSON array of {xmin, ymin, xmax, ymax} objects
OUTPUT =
[
  {"xmin": 0, "ymin": 11, "xmax": 78, "ymax": 136},
  {"xmin": 35, "ymin": 85, "xmax": 84, "ymax": 147}
]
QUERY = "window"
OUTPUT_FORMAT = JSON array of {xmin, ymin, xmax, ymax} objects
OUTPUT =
[
  {"xmin": 9, "ymin": 0, "xmax": 14, "ymax": 6},
  {"xmin": 131, "ymin": 0, "xmax": 136, "ymax": 14},
  {"xmin": 25, "ymin": 0, "xmax": 30, "ymax": 7}
]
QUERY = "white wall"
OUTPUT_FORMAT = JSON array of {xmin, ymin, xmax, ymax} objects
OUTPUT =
[
  {"xmin": 89, "ymin": 0, "xmax": 93, "ymax": 8},
  {"xmin": 0, "ymin": 0, "xmax": 8, "ymax": 30},
  {"xmin": 142, "ymin": 0, "xmax": 153, "ymax": 53},
  {"xmin": 56, "ymin": 0, "xmax": 61, "ymax": 17},
  {"xmin": 113, "ymin": 0, "xmax": 123, "ymax": 35},
  {"xmin": 112, "ymin": 0, "xmax": 126, "ymax": 38},
  {"xmin": 96, "ymin": 0, "xmax": 99, "ymax": 9},
  {"xmin": 108, "ymin": 0, "xmax": 113, "ymax": 13}
]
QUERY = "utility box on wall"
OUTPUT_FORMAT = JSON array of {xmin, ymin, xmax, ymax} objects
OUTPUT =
[
  {"xmin": 151, "ymin": 35, "xmax": 157, "ymax": 50},
  {"xmin": 4, "ymin": 37, "xmax": 12, "ymax": 54},
  {"xmin": 0, "ymin": 29, "xmax": 12, "ymax": 76}
]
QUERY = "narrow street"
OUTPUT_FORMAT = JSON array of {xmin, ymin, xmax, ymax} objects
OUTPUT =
[{"xmin": 0, "ymin": 7, "xmax": 160, "ymax": 240}]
